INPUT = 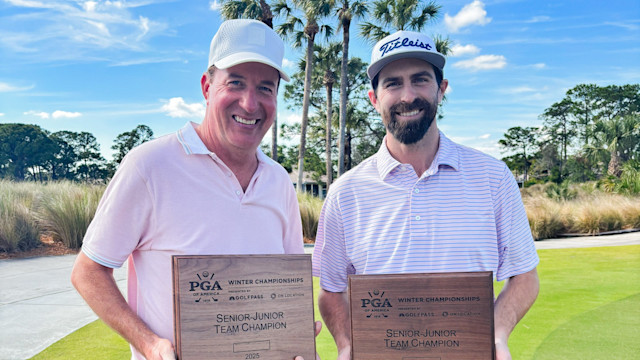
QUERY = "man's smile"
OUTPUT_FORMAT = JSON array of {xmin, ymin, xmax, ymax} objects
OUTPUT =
[
  {"xmin": 233, "ymin": 115, "xmax": 259, "ymax": 125},
  {"xmin": 396, "ymin": 109, "xmax": 421, "ymax": 117}
]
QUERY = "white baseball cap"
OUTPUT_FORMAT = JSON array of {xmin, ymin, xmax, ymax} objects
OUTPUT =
[
  {"xmin": 367, "ymin": 30, "xmax": 446, "ymax": 80},
  {"xmin": 208, "ymin": 19, "xmax": 290, "ymax": 82}
]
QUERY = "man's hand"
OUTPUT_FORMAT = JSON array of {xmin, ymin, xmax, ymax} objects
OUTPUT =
[{"xmin": 147, "ymin": 338, "xmax": 176, "ymax": 360}]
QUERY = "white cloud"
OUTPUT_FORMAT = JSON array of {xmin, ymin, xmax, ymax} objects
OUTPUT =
[
  {"xmin": 109, "ymin": 57, "xmax": 182, "ymax": 67},
  {"xmin": 161, "ymin": 97, "xmax": 205, "ymax": 118},
  {"xmin": 604, "ymin": 21, "xmax": 639, "ymax": 31},
  {"xmin": 502, "ymin": 86, "xmax": 537, "ymax": 94},
  {"xmin": 209, "ymin": 1, "xmax": 222, "ymax": 11},
  {"xmin": 0, "ymin": 113, "xmax": 5, "ymax": 117},
  {"xmin": 137, "ymin": 16, "xmax": 150, "ymax": 40},
  {"xmin": 452, "ymin": 55, "xmax": 506, "ymax": 71},
  {"xmin": 282, "ymin": 58, "xmax": 295, "ymax": 69},
  {"xmin": 0, "ymin": 82, "xmax": 34, "ymax": 92},
  {"xmin": 445, "ymin": 1, "xmax": 492, "ymax": 33},
  {"xmin": 285, "ymin": 113, "xmax": 301, "ymax": 125},
  {"xmin": 1, "ymin": 0, "xmax": 168, "ymax": 58},
  {"xmin": 527, "ymin": 16, "xmax": 551, "ymax": 23},
  {"xmin": 52, "ymin": 110, "xmax": 82, "ymax": 118},
  {"xmin": 450, "ymin": 44, "xmax": 480, "ymax": 57},
  {"xmin": 24, "ymin": 110, "xmax": 50, "ymax": 119},
  {"xmin": 531, "ymin": 63, "xmax": 546, "ymax": 69},
  {"xmin": 84, "ymin": 1, "xmax": 97, "ymax": 12},
  {"xmin": 480, "ymin": 133, "xmax": 490, "ymax": 139},
  {"xmin": 86, "ymin": 20, "xmax": 111, "ymax": 36},
  {"xmin": 22, "ymin": 109, "xmax": 82, "ymax": 119}
]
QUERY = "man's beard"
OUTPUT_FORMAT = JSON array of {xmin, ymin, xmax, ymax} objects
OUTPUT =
[{"xmin": 384, "ymin": 97, "xmax": 438, "ymax": 145}]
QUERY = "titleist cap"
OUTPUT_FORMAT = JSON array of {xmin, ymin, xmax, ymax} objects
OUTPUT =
[
  {"xmin": 208, "ymin": 19, "xmax": 290, "ymax": 82},
  {"xmin": 367, "ymin": 30, "xmax": 445, "ymax": 80}
]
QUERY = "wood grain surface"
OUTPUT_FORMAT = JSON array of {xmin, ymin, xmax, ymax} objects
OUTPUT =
[
  {"xmin": 173, "ymin": 255, "xmax": 315, "ymax": 360},
  {"xmin": 349, "ymin": 272, "xmax": 495, "ymax": 360}
]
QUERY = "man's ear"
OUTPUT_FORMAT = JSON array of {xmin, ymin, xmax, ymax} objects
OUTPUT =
[
  {"xmin": 201, "ymin": 73, "xmax": 210, "ymax": 103},
  {"xmin": 368, "ymin": 88, "xmax": 380, "ymax": 113},
  {"xmin": 437, "ymin": 79, "xmax": 449, "ymax": 104}
]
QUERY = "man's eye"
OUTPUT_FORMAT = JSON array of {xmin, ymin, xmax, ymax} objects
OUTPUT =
[
  {"xmin": 385, "ymin": 81, "xmax": 399, "ymax": 88},
  {"xmin": 260, "ymin": 86, "xmax": 274, "ymax": 94},
  {"xmin": 229, "ymin": 80, "xmax": 243, "ymax": 87}
]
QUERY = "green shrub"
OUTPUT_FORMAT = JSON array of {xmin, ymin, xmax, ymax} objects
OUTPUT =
[
  {"xmin": 34, "ymin": 182, "xmax": 104, "ymax": 249},
  {"xmin": 617, "ymin": 162, "xmax": 640, "ymax": 195},
  {"xmin": 544, "ymin": 181, "xmax": 578, "ymax": 201}
]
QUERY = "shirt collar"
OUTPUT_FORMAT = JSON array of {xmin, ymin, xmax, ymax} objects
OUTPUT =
[
  {"xmin": 376, "ymin": 131, "xmax": 460, "ymax": 180},
  {"xmin": 176, "ymin": 121, "xmax": 272, "ymax": 165}
]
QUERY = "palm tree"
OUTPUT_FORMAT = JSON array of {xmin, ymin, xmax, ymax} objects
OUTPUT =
[
  {"xmin": 219, "ymin": 0, "xmax": 279, "ymax": 160},
  {"xmin": 592, "ymin": 115, "xmax": 640, "ymax": 177},
  {"xmin": 360, "ymin": 0, "xmax": 451, "ymax": 56},
  {"xmin": 273, "ymin": 0, "xmax": 335, "ymax": 192},
  {"xmin": 313, "ymin": 42, "xmax": 342, "ymax": 189},
  {"xmin": 336, "ymin": 0, "xmax": 368, "ymax": 177}
]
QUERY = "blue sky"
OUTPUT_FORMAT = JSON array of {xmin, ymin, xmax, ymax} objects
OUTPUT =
[{"xmin": 1, "ymin": 0, "xmax": 639, "ymax": 161}]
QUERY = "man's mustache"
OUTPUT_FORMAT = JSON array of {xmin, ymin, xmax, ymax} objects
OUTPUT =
[{"xmin": 389, "ymin": 98, "xmax": 429, "ymax": 114}]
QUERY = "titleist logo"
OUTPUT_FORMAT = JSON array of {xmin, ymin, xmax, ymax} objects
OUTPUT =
[{"xmin": 379, "ymin": 37, "xmax": 433, "ymax": 57}]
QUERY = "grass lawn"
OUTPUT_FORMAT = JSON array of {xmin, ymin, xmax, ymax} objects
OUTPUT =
[{"xmin": 31, "ymin": 245, "xmax": 640, "ymax": 360}]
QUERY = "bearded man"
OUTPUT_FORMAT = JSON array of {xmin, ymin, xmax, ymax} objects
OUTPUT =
[{"xmin": 312, "ymin": 30, "xmax": 540, "ymax": 360}]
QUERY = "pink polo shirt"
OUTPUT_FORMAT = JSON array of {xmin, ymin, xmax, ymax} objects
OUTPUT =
[{"xmin": 82, "ymin": 122, "xmax": 303, "ymax": 359}]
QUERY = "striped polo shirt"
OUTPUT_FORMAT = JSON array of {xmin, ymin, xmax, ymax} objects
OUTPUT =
[{"xmin": 312, "ymin": 132, "xmax": 539, "ymax": 292}]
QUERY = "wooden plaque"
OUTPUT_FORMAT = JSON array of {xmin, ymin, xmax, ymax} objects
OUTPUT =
[
  {"xmin": 349, "ymin": 272, "xmax": 494, "ymax": 360},
  {"xmin": 172, "ymin": 255, "xmax": 315, "ymax": 360}
]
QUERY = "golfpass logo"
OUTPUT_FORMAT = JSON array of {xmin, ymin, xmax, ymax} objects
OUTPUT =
[
  {"xmin": 360, "ymin": 289, "xmax": 392, "ymax": 318},
  {"xmin": 188, "ymin": 271, "xmax": 222, "ymax": 303}
]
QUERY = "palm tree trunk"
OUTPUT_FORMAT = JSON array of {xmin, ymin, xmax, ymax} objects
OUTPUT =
[
  {"xmin": 346, "ymin": 130, "xmax": 352, "ymax": 170},
  {"xmin": 608, "ymin": 150, "xmax": 622, "ymax": 177},
  {"xmin": 338, "ymin": 13, "xmax": 350, "ymax": 177},
  {"xmin": 326, "ymin": 82, "xmax": 333, "ymax": 191},
  {"xmin": 296, "ymin": 34, "xmax": 315, "ymax": 192},
  {"xmin": 271, "ymin": 120, "xmax": 278, "ymax": 161}
]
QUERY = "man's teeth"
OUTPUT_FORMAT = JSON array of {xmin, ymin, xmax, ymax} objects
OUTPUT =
[
  {"xmin": 399, "ymin": 110, "xmax": 420, "ymax": 117},
  {"xmin": 234, "ymin": 116, "xmax": 257, "ymax": 125}
]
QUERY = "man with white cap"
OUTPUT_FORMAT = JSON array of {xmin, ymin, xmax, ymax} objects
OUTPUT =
[
  {"xmin": 72, "ymin": 19, "xmax": 316, "ymax": 360},
  {"xmin": 313, "ymin": 30, "xmax": 539, "ymax": 360}
]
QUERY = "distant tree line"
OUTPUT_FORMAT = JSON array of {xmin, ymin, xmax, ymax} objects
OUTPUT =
[
  {"xmin": 499, "ymin": 84, "xmax": 640, "ymax": 185},
  {"xmin": 0, "ymin": 124, "xmax": 153, "ymax": 182}
]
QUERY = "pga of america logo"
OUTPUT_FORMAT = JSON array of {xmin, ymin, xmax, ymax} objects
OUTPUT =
[
  {"xmin": 188, "ymin": 271, "xmax": 222, "ymax": 303},
  {"xmin": 360, "ymin": 289, "xmax": 392, "ymax": 318}
]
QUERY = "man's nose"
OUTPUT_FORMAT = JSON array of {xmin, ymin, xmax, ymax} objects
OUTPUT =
[
  {"xmin": 239, "ymin": 89, "xmax": 259, "ymax": 113},
  {"xmin": 400, "ymin": 84, "xmax": 418, "ymax": 103}
]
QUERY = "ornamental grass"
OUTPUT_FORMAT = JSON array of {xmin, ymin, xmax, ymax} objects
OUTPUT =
[{"xmin": 34, "ymin": 181, "xmax": 104, "ymax": 249}]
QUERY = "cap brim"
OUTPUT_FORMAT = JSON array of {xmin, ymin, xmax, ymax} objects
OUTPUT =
[
  {"xmin": 367, "ymin": 51, "xmax": 445, "ymax": 80},
  {"xmin": 214, "ymin": 52, "xmax": 290, "ymax": 82}
]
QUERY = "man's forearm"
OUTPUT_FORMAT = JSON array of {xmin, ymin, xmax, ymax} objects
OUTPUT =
[
  {"xmin": 71, "ymin": 252, "xmax": 173, "ymax": 359},
  {"xmin": 318, "ymin": 289, "xmax": 351, "ymax": 353},
  {"xmin": 494, "ymin": 268, "xmax": 539, "ymax": 341}
]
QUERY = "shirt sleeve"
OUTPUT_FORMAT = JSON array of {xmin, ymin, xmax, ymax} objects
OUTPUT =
[
  {"xmin": 312, "ymin": 190, "xmax": 353, "ymax": 292},
  {"xmin": 81, "ymin": 154, "xmax": 154, "ymax": 269},
  {"xmin": 494, "ymin": 164, "xmax": 539, "ymax": 281}
]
